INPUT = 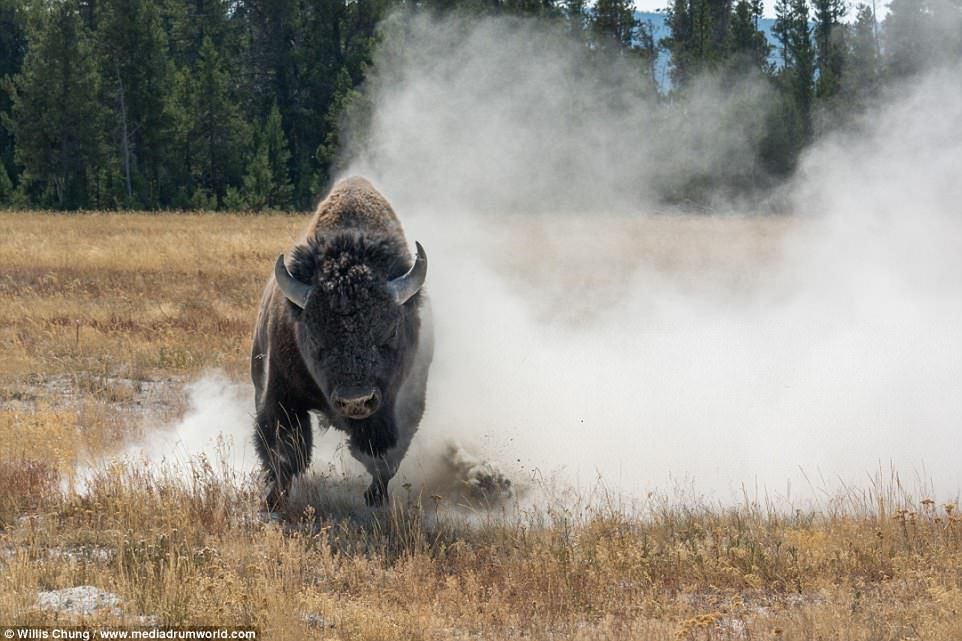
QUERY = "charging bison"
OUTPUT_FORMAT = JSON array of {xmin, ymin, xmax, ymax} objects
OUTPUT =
[{"xmin": 250, "ymin": 177, "xmax": 433, "ymax": 509}]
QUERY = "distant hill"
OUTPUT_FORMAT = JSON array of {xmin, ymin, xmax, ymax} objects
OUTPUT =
[{"xmin": 636, "ymin": 11, "xmax": 782, "ymax": 90}]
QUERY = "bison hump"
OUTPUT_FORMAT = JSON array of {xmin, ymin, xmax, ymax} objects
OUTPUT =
[{"xmin": 310, "ymin": 176, "xmax": 404, "ymax": 238}]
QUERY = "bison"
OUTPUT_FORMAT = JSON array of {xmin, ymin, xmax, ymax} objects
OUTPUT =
[{"xmin": 250, "ymin": 177, "xmax": 433, "ymax": 509}]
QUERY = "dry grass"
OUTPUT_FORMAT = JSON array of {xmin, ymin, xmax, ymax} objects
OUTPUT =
[
  {"xmin": 1, "ymin": 210, "xmax": 960, "ymax": 639},
  {"xmin": 0, "ymin": 210, "xmax": 303, "ymax": 384}
]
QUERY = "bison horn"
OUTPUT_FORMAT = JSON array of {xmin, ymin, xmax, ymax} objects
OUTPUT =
[
  {"xmin": 387, "ymin": 242, "xmax": 427, "ymax": 305},
  {"xmin": 274, "ymin": 255, "xmax": 312, "ymax": 309}
]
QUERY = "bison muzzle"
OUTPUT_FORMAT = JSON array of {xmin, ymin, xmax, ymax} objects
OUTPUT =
[{"xmin": 250, "ymin": 177, "xmax": 434, "ymax": 509}]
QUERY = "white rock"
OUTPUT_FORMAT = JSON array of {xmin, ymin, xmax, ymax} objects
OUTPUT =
[{"xmin": 37, "ymin": 585, "xmax": 121, "ymax": 616}]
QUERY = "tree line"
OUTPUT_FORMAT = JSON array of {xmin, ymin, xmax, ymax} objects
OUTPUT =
[{"xmin": 0, "ymin": 0, "xmax": 958, "ymax": 210}]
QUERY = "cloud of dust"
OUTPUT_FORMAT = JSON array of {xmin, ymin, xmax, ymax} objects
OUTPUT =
[
  {"xmin": 342, "ymin": 15, "xmax": 774, "ymax": 215},
  {"xmin": 109, "ymin": 16, "xmax": 960, "ymax": 510},
  {"xmin": 336, "ymin": 15, "xmax": 962, "ymax": 506},
  {"xmin": 73, "ymin": 374, "xmax": 258, "ymax": 494},
  {"xmin": 112, "ymin": 373, "xmax": 363, "ymax": 492},
  {"xmin": 124, "ymin": 373, "xmax": 256, "ymax": 476}
]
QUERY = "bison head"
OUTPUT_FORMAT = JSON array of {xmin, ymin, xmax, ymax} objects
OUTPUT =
[{"xmin": 274, "ymin": 233, "xmax": 426, "ymax": 427}]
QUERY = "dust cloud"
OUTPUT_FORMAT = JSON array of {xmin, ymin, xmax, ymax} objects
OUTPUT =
[
  {"xmin": 119, "ymin": 16, "xmax": 960, "ymax": 510},
  {"xmin": 339, "ymin": 15, "xmax": 962, "ymax": 506}
]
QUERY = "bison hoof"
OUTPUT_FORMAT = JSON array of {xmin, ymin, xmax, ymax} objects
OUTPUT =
[{"xmin": 364, "ymin": 483, "xmax": 386, "ymax": 507}]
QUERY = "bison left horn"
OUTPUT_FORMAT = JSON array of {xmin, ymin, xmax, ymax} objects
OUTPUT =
[
  {"xmin": 387, "ymin": 242, "xmax": 427, "ymax": 305},
  {"xmin": 275, "ymin": 255, "xmax": 313, "ymax": 309}
]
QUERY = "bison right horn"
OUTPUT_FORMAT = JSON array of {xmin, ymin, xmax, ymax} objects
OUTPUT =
[
  {"xmin": 275, "ymin": 255, "xmax": 313, "ymax": 309},
  {"xmin": 387, "ymin": 242, "xmax": 427, "ymax": 305}
]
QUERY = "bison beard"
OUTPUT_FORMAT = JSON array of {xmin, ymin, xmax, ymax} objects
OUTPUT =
[{"xmin": 250, "ymin": 177, "xmax": 431, "ymax": 511}]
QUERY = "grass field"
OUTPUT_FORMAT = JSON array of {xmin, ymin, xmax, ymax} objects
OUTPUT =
[{"xmin": 1, "ymin": 210, "xmax": 960, "ymax": 640}]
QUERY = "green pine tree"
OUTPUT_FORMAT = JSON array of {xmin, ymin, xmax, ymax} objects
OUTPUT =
[
  {"xmin": 0, "ymin": 159, "xmax": 12, "ymax": 204},
  {"xmin": 592, "ymin": 0, "xmax": 639, "ymax": 49},
  {"xmin": 8, "ymin": 1, "xmax": 103, "ymax": 209},
  {"xmin": 261, "ymin": 101, "xmax": 294, "ymax": 209},
  {"xmin": 730, "ymin": 0, "xmax": 771, "ymax": 73},
  {"xmin": 774, "ymin": 0, "xmax": 814, "ymax": 140},
  {"xmin": 240, "ymin": 0, "xmax": 315, "ymax": 206},
  {"xmin": 96, "ymin": 0, "xmax": 176, "ymax": 208},
  {"xmin": 235, "ymin": 147, "xmax": 271, "ymax": 210},
  {"xmin": 240, "ymin": 101, "xmax": 293, "ymax": 210},
  {"xmin": 772, "ymin": 0, "xmax": 791, "ymax": 60},
  {"xmin": 234, "ymin": 0, "xmax": 389, "ymax": 207},
  {"xmin": 813, "ymin": 0, "xmax": 846, "ymax": 99},
  {"xmin": 664, "ymin": 0, "xmax": 695, "ymax": 88},
  {"xmin": 763, "ymin": 0, "xmax": 814, "ymax": 174},
  {"xmin": 178, "ymin": 36, "xmax": 250, "ymax": 207},
  {"xmin": 664, "ymin": 0, "xmax": 738, "ymax": 89},
  {"xmin": 840, "ymin": 3, "xmax": 880, "ymax": 109},
  {"xmin": 0, "ymin": 0, "xmax": 27, "ymax": 191},
  {"xmin": 164, "ymin": 0, "xmax": 235, "ymax": 67}
]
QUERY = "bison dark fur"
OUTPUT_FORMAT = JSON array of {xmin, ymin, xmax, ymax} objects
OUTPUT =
[{"xmin": 250, "ymin": 177, "xmax": 433, "ymax": 509}]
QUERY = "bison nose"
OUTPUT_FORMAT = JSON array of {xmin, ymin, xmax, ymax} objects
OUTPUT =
[{"xmin": 332, "ymin": 386, "xmax": 381, "ymax": 419}]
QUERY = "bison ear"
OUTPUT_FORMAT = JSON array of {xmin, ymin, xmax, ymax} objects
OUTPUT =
[
  {"xmin": 387, "ymin": 242, "xmax": 427, "ymax": 305},
  {"xmin": 275, "ymin": 255, "xmax": 313, "ymax": 309}
]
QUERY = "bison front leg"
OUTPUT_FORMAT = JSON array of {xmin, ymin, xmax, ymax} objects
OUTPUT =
[
  {"xmin": 343, "ymin": 413, "xmax": 398, "ymax": 507},
  {"xmin": 254, "ymin": 404, "xmax": 312, "ymax": 512},
  {"xmin": 358, "ymin": 456, "xmax": 394, "ymax": 507},
  {"xmin": 351, "ymin": 419, "xmax": 416, "ymax": 508}
]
